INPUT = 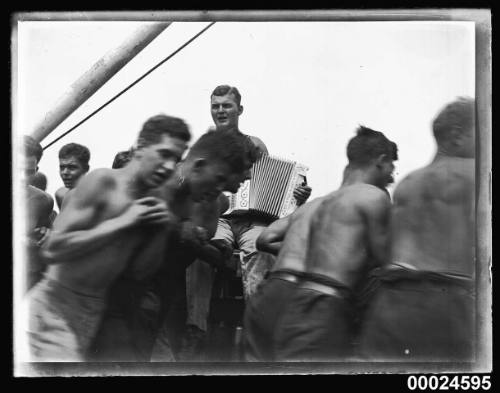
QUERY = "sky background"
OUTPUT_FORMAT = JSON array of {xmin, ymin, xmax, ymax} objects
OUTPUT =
[{"xmin": 15, "ymin": 20, "xmax": 475, "ymax": 208}]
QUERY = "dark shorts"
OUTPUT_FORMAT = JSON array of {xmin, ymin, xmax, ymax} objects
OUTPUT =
[
  {"xmin": 357, "ymin": 265, "xmax": 475, "ymax": 362},
  {"xmin": 243, "ymin": 269, "xmax": 304, "ymax": 361},
  {"xmin": 274, "ymin": 273, "xmax": 355, "ymax": 362}
]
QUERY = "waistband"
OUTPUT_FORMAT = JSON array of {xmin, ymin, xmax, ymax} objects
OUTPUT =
[
  {"xmin": 266, "ymin": 269, "xmax": 308, "ymax": 284},
  {"xmin": 371, "ymin": 263, "xmax": 474, "ymax": 290},
  {"xmin": 36, "ymin": 277, "xmax": 106, "ymax": 301},
  {"xmin": 299, "ymin": 272, "xmax": 352, "ymax": 299}
]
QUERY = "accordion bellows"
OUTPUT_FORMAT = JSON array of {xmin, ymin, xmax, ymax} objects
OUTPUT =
[{"xmin": 224, "ymin": 154, "xmax": 308, "ymax": 219}]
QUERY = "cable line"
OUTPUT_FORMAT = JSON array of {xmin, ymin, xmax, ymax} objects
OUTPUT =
[{"xmin": 43, "ymin": 21, "xmax": 216, "ymax": 150}]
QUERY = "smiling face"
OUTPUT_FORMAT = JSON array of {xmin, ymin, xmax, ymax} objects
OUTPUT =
[
  {"xmin": 210, "ymin": 93, "xmax": 243, "ymax": 131},
  {"xmin": 136, "ymin": 134, "xmax": 188, "ymax": 189},
  {"xmin": 59, "ymin": 156, "xmax": 88, "ymax": 189}
]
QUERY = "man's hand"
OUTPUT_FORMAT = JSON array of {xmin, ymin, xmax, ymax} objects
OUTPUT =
[
  {"xmin": 210, "ymin": 239, "xmax": 234, "ymax": 261},
  {"xmin": 122, "ymin": 197, "xmax": 172, "ymax": 227},
  {"xmin": 179, "ymin": 221, "xmax": 210, "ymax": 248},
  {"xmin": 33, "ymin": 226, "xmax": 51, "ymax": 246},
  {"xmin": 293, "ymin": 185, "xmax": 312, "ymax": 205}
]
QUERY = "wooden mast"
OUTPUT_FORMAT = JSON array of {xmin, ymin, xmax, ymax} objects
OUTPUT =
[{"xmin": 30, "ymin": 22, "xmax": 171, "ymax": 143}]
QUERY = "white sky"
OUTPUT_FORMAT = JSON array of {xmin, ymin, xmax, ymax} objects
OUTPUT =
[{"xmin": 16, "ymin": 20, "xmax": 475, "ymax": 206}]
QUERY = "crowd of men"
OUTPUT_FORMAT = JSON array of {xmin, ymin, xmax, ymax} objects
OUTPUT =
[{"xmin": 20, "ymin": 85, "xmax": 476, "ymax": 364}]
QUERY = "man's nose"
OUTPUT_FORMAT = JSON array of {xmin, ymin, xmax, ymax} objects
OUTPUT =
[{"xmin": 163, "ymin": 160, "xmax": 176, "ymax": 172}]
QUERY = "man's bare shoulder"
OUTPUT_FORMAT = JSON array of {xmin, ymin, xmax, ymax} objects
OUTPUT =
[
  {"xmin": 395, "ymin": 160, "xmax": 473, "ymax": 204},
  {"xmin": 77, "ymin": 168, "xmax": 118, "ymax": 189},
  {"xmin": 353, "ymin": 184, "xmax": 391, "ymax": 209},
  {"xmin": 66, "ymin": 169, "xmax": 119, "ymax": 207},
  {"xmin": 55, "ymin": 186, "xmax": 68, "ymax": 199},
  {"xmin": 248, "ymin": 135, "xmax": 268, "ymax": 153},
  {"xmin": 28, "ymin": 185, "xmax": 54, "ymax": 207}
]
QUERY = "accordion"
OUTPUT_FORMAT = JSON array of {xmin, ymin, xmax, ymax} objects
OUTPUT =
[{"xmin": 223, "ymin": 155, "xmax": 309, "ymax": 219}]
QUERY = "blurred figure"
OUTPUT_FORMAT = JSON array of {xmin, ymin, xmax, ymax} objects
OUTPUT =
[
  {"xmin": 28, "ymin": 115, "xmax": 190, "ymax": 361},
  {"xmin": 358, "ymin": 97, "xmax": 476, "ymax": 361},
  {"xmin": 22, "ymin": 136, "xmax": 54, "ymax": 291},
  {"xmin": 245, "ymin": 126, "xmax": 397, "ymax": 361},
  {"xmin": 29, "ymin": 171, "xmax": 47, "ymax": 191}
]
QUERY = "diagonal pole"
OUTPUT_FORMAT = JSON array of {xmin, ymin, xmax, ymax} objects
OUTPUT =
[{"xmin": 31, "ymin": 22, "xmax": 171, "ymax": 143}]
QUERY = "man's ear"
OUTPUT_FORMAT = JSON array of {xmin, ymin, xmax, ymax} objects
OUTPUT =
[
  {"xmin": 192, "ymin": 158, "xmax": 207, "ymax": 172},
  {"xmin": 450, "ymin": 127, "xmax": 465, "ymax": 147},
  {"xmin": 36, "ymin": 165, "xmax": 39, "ymax": 173},
  {"xmin": 134, "ymin": 148, "xmax": 143, "ymax": 159},
  {"xmin": 238, "ymin": 105, "xmax": 244, "ymax": 116},
  {"xmin": 375, "ymin": 154, "xmax": 387, "ymax": 167}
]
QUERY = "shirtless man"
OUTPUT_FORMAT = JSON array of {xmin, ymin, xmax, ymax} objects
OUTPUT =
[
  {"xmin": 22, "ymin": 136, "xmax": 55, "ymax": 291},
  {"xmin": 358, "ymin": 97, "xmax": 476, "ymax": 362},
  {"xmin": 27, "ymin": 114, "xmax": 191, "ymax": 361},
  {"xmin": 55, "ymin": 143, "xmax": 90, "ymax": 210},
  {"xmin": 244, "ymin": 126, "xmax": 397, "ymax": 361},
  {"xmin": 90, "ymin": 130, "xmax": 256, "ymax": 362}
]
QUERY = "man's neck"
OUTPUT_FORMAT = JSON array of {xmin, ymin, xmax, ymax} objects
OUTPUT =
[
  {"xmin": 433, "ymin": 149, "xmax": 471, "ymax": 163},
  {"xmin": 216, "ymin": 125, "xmax": 240, "ymax": 133},
  {"xmin": 341, "ymin": 166, "xmax": 378, "ymax": 188},
  {"xmin": 122, "ymin": 163, "xmax": 151, "ymax": 199}
]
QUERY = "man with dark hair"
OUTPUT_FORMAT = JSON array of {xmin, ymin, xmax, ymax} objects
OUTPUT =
[
  {"xmin": 29, "ymin": 171, "xmax": 48, "ymax": 191},
  {"xmin": 112, "ymin": 150, "xmax": 132, "ymax": 169},
  {"xmin": 22, "ymin": 136, "xmax": 55, "ymax": 291},
  {"xmin": 90, "ymin": 129, "xmax": 257, "ymax": 362},
  {"xmin": 55, "ymin": 143, "xmax": 91, "ymax": 210},
  {"xmin": 27, "ymin": 114, "xmax": 190, "ymax": 361},
  {"xmin": 358, "ymin": 97, "xmax": 476, "ymax": 361},
  {"xmin": 245, "ymin": 126, "xmax": 397, "ymax": 361}
]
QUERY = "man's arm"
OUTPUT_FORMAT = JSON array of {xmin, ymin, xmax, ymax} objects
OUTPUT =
[
  {"xmin": 43, "ymin": 170, "xmax": 169, "ymax": 262},
  {"xmin": 256, "ymin": 215, "xmax": 292, "ymax": 255},
  {"xmin": 55, "ymin": 187, "xmax": 68, "ymax": 211},
  {"xmin": 360, "ymin": 188, "xmax": 392, "ymax": 267},
  {"xmin": 248, "ymin": 135, "xmax": 269, "ymax": 157}
]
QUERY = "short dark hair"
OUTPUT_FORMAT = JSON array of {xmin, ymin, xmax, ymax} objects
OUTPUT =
[
  {"xmin": 432, "ymin": 97, "xmax": 475, "ymax": 145},
  {"xmin": 59, "ymin": 143, "xmax": 90, "ymax": 168},
  {"xmin": 24, "ymin": 135, "xmax": 43, "ymax": 163},
  {"xmin": 137, "ymin": 114, "xmax": 191, "ymax": 149},
  {"xmin": 187, "ymin": 130, "xmax": 254, "ymax": 173},
  {"xmin": 112, "ymin": 150, "xmax": 132, "ymax": 169},
  {"xmin": 30, "ymin": 171, "xmax": 47, "ymax": 191},
  {"xmin": 211, "ymin": 85, "xmax": 242, "ymax": 106},
  {"xmin": 347, "ymin": 126, "xmax": 398, "ymax": 167}
]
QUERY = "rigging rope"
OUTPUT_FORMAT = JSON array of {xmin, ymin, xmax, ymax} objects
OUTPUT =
[{"xmin": 42, "ymin": 21, "xmax": 216, "ymax": 150}]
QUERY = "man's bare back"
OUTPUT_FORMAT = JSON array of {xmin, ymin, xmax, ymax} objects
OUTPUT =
[
  {"xmin": 269, "ymin": 196, "xmax": 327, "ymax": 273},
  {"xmin": 305, "ymin": 184, "xmax": 390, "ymax": 289},
  {"xmin": 391, "ymin": 157, "xmax": 475, "ymax": 276}
]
